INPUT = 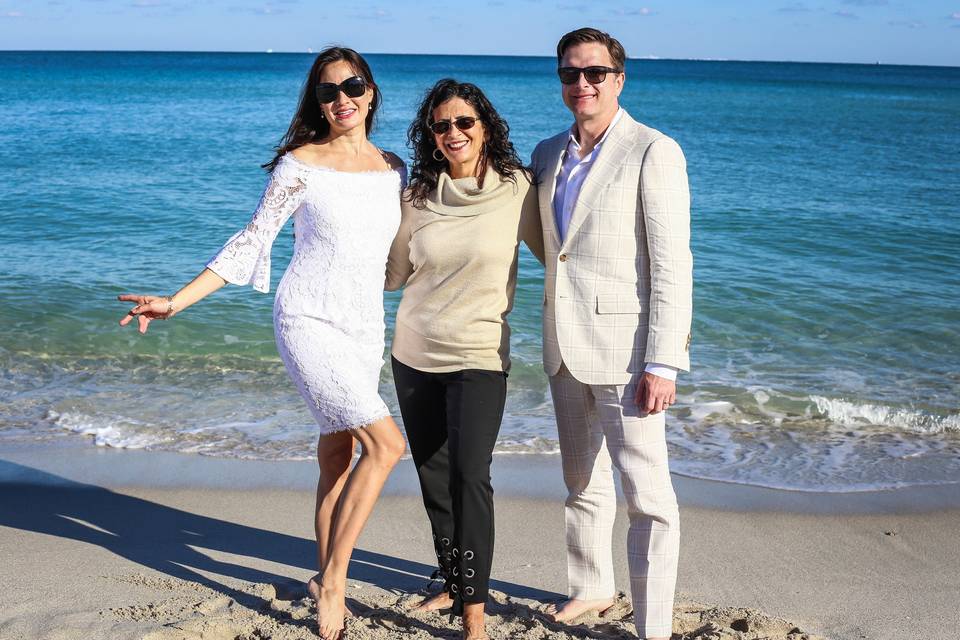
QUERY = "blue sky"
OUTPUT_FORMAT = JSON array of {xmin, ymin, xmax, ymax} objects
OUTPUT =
[{"xmin": 1, "ymin": 0, "xmax": 958, "ymax": 66}]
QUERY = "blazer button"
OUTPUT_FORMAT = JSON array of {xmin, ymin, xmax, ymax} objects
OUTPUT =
[{"xmin": 558, "ymin": 254, "xmax": 568, "ymax": 262}]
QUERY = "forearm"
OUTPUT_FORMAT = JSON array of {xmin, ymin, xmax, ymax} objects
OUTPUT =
[
  {"xmin": 384, "ymin": 247, "xmax": 413, "ymax": 291},
  {"xmin": 170, "ymin": 268, "xmax": 228, "ymax": 314},
  {"xmin": 646, "ymin": 248, "xmax": 693, "ymax": 366}
]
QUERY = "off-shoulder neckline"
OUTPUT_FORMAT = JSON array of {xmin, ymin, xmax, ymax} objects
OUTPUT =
[{"xmin": 284, "ymin": 152, "xmax": 402, "ymax": 177}]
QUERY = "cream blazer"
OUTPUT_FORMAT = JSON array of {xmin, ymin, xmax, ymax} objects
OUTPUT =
[{"xmin": 531, "ymin": 110, "xmax": 692, "ymax": 385}]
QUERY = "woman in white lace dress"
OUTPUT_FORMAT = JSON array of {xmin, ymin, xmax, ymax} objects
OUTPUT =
[{"xmin": 118, "ymin": 47, "xmax": 406, "ymax": 640}]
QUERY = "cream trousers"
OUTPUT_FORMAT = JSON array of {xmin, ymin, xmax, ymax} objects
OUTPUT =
[{"xmin": 549, "ymin": 365, "xmax": 680, "ymax": 638}]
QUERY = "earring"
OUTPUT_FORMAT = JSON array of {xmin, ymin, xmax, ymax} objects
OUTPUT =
[
  {"xmin": 432, "ymin": 148, "xmax": 445, "ymax": 162},
  {"xmin": 319, "ymin": 111, "xmax": 325, "ymax": 119}
]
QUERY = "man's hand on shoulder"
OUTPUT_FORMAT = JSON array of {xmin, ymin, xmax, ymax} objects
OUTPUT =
[{"xmin": 636, "ymin": 371, "xmax": 676, "ymax": 415}]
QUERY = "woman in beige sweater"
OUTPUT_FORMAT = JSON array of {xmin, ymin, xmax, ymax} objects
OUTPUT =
[{"xmin": 385, "ymin": 79, "xmax": 544, "ymax": 640}]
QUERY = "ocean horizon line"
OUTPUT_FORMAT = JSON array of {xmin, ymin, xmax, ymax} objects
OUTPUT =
[{"xmin": 2, "ymin": 48, "xmax": 958, "ymax": 70}]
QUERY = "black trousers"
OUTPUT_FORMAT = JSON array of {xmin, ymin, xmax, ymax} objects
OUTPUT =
[{"xmin": 391, "ymin": 356, "xmax": 507, "ymax": 605}]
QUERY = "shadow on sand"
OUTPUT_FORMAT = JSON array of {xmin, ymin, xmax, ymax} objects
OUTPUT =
[{"xmin": 0, "ymin": 459, "xmax": 560, "ymax": 608}]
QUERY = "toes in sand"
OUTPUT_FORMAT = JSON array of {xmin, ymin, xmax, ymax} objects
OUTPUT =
[{"xmin": 544, "ymin": 597, "xmax": 617, "ymax": 623}]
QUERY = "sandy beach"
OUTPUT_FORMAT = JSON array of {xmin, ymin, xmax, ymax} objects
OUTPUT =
[{"xmin": 1, "ymin": 442, "xmax": 958, "ymax": 640}]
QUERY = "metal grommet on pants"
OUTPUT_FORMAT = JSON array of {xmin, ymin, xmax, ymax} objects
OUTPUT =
[{"xmin": 391, "ymin": 358, "xmax": 507, "ymax": 608}]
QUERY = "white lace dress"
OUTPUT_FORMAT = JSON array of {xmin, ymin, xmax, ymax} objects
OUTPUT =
[{"xmin": 207, "ymin": 153, "xmax": 404, "ymax": 434}]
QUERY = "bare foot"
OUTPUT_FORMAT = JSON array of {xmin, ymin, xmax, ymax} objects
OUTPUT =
[
  {"xmin": 312, "ymin": 579, "xmax": 346, "ymax": 640},
  {"xmin": 543, "ymin": 597, "xmax": 616, "ymax": 623},
  {"xmin": 409, "ymin": 590, "xmax": 454, "ymax": 613},
  {"xmin": 463, "ymin": 605, "xmax": 488, "ymax": 640},
  {"xmin": 308, "ymin": 575, "xmax": 354, "ymax": 618}
]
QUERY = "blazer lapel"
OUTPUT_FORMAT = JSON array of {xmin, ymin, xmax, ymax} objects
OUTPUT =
[
  {"xmin": 560, "ymin": 113, "xmax": 635, "ymax": 250},
  {"xmin": 539, "ymin": 135, "xmax": 566, "ymax": 250}
]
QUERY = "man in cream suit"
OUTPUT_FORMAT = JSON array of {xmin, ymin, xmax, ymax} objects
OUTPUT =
[{"xmin": 531, "ymin": 27, "xmax": 692, "ymax": 640}]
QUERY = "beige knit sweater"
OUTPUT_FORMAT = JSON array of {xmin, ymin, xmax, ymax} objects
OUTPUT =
[{"xmin": 385, "ymin": 168, "xmax": 545, "ymax": 373}]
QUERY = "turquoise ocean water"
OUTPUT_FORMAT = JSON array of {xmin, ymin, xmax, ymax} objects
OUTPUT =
[{"xmin": 1, "ymin": 52, "xmax": 958, "ymax": 491}]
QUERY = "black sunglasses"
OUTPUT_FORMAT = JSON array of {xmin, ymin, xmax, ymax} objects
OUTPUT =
[
  {"xmin": 557, "ymin": 66, "xmax": 621, "ymax": 85},
  {"xmin": 315, "ymin": 76, "xmax": 367, "ymax": 104},
  {"xmin": 428, "ymin": 116, "xmax": 478, "ymax": 135}
]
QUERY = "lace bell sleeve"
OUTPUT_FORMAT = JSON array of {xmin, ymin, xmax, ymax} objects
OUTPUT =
[{"xmin": 206, "ymin": 156, "xmax": 308, "ymax": 293}]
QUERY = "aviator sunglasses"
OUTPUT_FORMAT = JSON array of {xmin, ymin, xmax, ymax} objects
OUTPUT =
[
  {"xmin": 315, "ymin": 76, "xmax": 367, "ymax": 104},
  {"xmin": 428, "ymin": 116, "xmax": 479, "ymax": 135},
  {"xmin": 557, "ymin": 66, "xmax": 621, "ymax": 85}
]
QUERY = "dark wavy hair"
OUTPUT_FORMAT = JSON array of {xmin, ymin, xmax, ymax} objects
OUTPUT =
[
  {"xmin": 406, "ymin": 79, "xmax": 529, "ymax": 209},
  {"xmin": 264, "ymin": 46, "xmax": 381, "ymax": 172}
]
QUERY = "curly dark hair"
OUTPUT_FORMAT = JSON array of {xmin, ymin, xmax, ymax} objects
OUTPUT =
[
  {"xmin": 264, "ymin": 46, "xmax": 381, "ymax": 172},
  {"xmin": 406, "ymin": 79, "xmax": 530, "ymax": 209}
]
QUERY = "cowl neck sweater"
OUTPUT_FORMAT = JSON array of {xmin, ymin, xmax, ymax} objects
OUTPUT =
[
  {"xmin": 384, "ymin": 168, "xmax": 545, "ymax": 373},
  {"xmin": 423, "ymin": 168, "xmax": 523, "ymax": 217}
]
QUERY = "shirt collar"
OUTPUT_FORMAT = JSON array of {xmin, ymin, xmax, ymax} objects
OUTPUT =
[{"xmin": 567, "ymin": 107, "xmax": 624, "ymax": 158}]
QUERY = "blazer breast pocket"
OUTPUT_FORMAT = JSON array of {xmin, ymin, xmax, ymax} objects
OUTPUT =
[{"xmin": 596, "ymin": 293, "xmax": 643, "ymax": 314}]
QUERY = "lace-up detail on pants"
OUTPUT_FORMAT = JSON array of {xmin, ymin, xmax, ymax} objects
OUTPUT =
[{"xmin": 392, "ymin": 358, "xmax": 506, "ymax": 609}]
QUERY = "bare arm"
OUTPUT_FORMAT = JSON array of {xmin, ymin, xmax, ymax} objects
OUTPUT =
[
  {"xmin": 119, "ymin": 155, "xmax": 307, "ymax": 334},
  {"xmin": 118, "ymin": 268, "xmax": 227, "ymax": 334}
]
